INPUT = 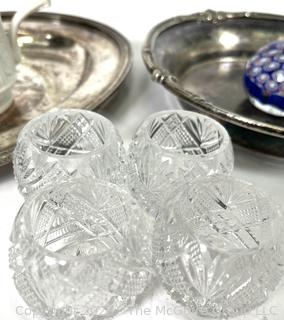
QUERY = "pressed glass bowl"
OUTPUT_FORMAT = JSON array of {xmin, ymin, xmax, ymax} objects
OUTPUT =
[
  {"xmin": 128, "ymin": 110, "xmax": 234, "ymax": 217},
  {"xmin": 13, "ymin": 109, "xmax": 126, "ymax": 195},
  {"xmin": 9, "ymin": 179, "xmax": 153, "ymax": 320},
  {"xmin": 154, "ymin": 175, "xmax": 284, "ymax": 318}
]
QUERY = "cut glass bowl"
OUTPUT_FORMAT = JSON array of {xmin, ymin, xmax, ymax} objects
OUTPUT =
[
  {"xmin": 9, "ymin": 179, "xmax": 153, "ymax": 320},
  {"xmin": 13, "ymin": 109, "xmax": 126, "ymax": 196},
  {"xmin": 154, "ymin": 175, "xmax": 283, "ymax": 318},
  {"xmin": 128, "ymin": 110, "xmax": 234, "ymax": 217}
]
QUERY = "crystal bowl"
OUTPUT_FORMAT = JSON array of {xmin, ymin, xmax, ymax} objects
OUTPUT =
[
  {"xmin": 9, "ymin": 179, "xmax": 153, "ymax": 320},
  {"xmin": 154, "ymin": 175, "xmax": 283, "ymax": 318},
  {"xmin": 128, "ymin": 110, "xmax": 234, "ymax": 217},
  {"xmin": 13, "ymin": 109, "xmax": 126, "ymax": 195}
]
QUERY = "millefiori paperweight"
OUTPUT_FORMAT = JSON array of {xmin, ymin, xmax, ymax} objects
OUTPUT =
[
  {"xmin": 154, "ymin": 175, "xmax": 283, "ymax": 318},
  {"xmin": 245, "ymin": 41, "xmax": 284, "ymax": 117},
  {"xmin": 9, "ymin": 179, "xmax": 153, "ymax": 320},
  {"xmin": 13, "ymin": 109, "xmax": 126, "ymax": 195},
  {"xmin": 128, "ymin": 110, "xmax": 234, "ymax": 217}
]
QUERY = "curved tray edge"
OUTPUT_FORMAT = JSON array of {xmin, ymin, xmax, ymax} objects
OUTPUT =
[{"xmin": 142, "ymin": 9, "xmax": 284, "ymax": 139}]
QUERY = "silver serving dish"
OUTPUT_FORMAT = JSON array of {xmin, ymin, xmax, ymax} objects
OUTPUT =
[
  {"xmin": 0, "ymin": 12, "xmax": 131, "ymax": 166},
  {"xmin": 143, "ymin": 10, "xmax": 284, "ymax": 157}
]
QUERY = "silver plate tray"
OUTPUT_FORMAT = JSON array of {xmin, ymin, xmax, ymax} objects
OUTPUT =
[
  {"xmin": 143, "ymin": 10, "xmax": 284, "ymax": 157},
  {"xmin": 0, "ymin": 12, "xmax": 131, "ymax": 166}
]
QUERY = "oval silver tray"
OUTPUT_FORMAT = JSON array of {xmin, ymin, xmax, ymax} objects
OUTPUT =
[
  {"xmin": 143, "ymin": 10, "xmax": 284, "ymax": 157},
  {"xmin": 0, "ymin": 12, "xmax": 131, "ymax": 166}
]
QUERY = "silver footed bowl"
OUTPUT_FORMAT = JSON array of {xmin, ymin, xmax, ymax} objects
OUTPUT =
[{"xmin": 142, "ymin": 10, "xmax": 284, "ymax": 157}]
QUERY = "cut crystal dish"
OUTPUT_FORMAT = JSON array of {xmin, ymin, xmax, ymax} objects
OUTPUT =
[
  {"xmin": 13, "ymin": 109, "xmax": 126, "ymax": 195},
  {"xmin": 154, "ymin": 175, "xmax": 283, "ymax": 318},
  {"xmin": 9, "ymin": 179, "xmax": 153, "ymax": 320},
  {"xmin": 128, "ymin": 110, "xmax": 234, "ymax": 217}
]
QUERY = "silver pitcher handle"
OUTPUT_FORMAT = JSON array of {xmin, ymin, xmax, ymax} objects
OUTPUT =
[{"xmin": 10, "ymin": 0, "xmax": 51, "ymax": 63}]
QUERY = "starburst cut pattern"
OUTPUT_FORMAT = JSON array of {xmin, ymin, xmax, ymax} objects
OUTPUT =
[
  {"xmin": 154, "ymin": 175, "xmax": 283, "ymax": 318},
  {"xmin": 9, "ymin": 179, "xmax": 153, "ymax": 320},
  {"xmin": 128, "ymin": 111, "xmax": 234, "ymax": 217},
  {"xmin": 13, "ymin": 109, "xmax": 126, "ymax": 195}
]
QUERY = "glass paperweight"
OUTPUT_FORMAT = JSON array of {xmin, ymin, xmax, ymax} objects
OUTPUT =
[
  {"xmin": 244, "ymin": 41, "xmax": 284, "ymax": 117},
  {"xmin": 13, "ymin": 109, "xmax": 126, "ymax": 195},
  {"xmin": 9, "ymin": 179, "xmax": 153, "ymax": 320},
  {"xmin": 128, "ymin": 110, "xmax": 234, "ymax": 217},
  {"xmin": 154, "ymin": 175, "xmax": 283, "ymax": 318}
]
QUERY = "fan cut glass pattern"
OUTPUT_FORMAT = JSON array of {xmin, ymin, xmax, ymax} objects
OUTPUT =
[
  {"xmin": 154, "ymin": 175, "xmax": 283, "ymax": 318},
  {"xmin": 13, "ymin": 109, "xmax": 126, "ymax": 195},
  {"xmin": 9, "ymin": 179, "xmax": 153, "ymax": 320},
  {"xmin": 128, "ymin": 111, "xmax": 234, "ymax": 217}
]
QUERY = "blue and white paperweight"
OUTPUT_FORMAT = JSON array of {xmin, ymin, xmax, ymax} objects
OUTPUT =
[{"xmin": 244, "ymin": 41, "xmax": 284, "ymax": 117}]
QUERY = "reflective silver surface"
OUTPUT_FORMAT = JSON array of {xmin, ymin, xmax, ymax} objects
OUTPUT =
[
  {"xmin": 143, "ymin": 10, "xmax": 284, "ymax": 157},
  {"xmin": 0, "ymin": 12, "xmax": 131, "ymax": 166}
]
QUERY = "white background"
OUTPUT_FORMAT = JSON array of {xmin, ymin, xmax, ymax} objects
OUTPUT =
[{"xmin": 1, "ymin": 0, "xmax": 284, "ymax": 319}]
